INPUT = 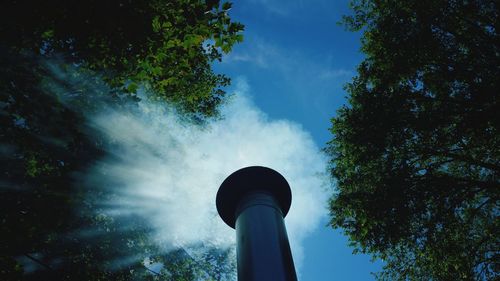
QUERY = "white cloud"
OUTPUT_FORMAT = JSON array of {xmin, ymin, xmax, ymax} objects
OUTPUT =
[
  {"xmin": 224, "ymin": 52, "xmax": 269, "ymax": 68},
  {"xmin": 221, "ymin": 37, "xmax": 354, "ymax": 125},
  {"xmin": 319, "ymin": 68, "xmax": 353, "ymax": 80},
  {"xmin": 80, "ymin": 78, "xmax": 330, "ymax": 273},
  {"xmin": 224, "ymin": 37, "xmax": 352, "ymax": 83}
]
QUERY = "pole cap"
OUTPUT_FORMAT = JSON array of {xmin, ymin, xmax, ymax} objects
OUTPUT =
[{"xmin": 216, "ymin": 166, "xmax": 292, "ymax": 228}]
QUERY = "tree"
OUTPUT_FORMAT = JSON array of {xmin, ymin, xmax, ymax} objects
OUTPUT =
[
  {"xmin": 0, "ymin": 1, "xmax": 242, "ymax": 280},
  {"xmin": 327, "ymin": 0, "xmax": 499, "ymax": 280},
  {"xmin": 0, "ymin": 0, "xmax": 243, "ymax": 117}
]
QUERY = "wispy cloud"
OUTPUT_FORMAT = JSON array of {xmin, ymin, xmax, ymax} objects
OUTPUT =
[
  {"xmin": 223, "ymin": 52, "xmax": 269, "ymax": 68},
  {"xmin": 245, "ymin": 0, "xmax": 310, "ymax": 17},
  {"xmin": 45, "ymin": 64, "xmax": 330, "ymax": 275},
  {"xmin": 319, "ymin": 69, "xmax": 353, "ymax": 80},
  {"xmin": 224, "ymin": 37, "xmax": 352, "ymax": 83},
  {"xmin": 221, "ymin": 36, "xmax": 355, "ymax": 126}
]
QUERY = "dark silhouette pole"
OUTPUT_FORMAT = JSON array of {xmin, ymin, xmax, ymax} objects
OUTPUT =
[{"xmin": 216, "ymin": 166, "xmax": 298, "ymax": 281}]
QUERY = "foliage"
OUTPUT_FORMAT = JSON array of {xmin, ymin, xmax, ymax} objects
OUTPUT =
[
  {"xmin": 327, "ymin": 0, "xmax": 499, "ymax": 280},
  {"xmin": 0, "ymin": 1, "xmax": 242, "ymax": 280},
  {"xmin": 0, "ymin": 0, "xmax": 243, "ymax": 117}
]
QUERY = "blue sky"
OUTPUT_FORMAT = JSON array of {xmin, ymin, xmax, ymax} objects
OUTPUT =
[{"xmin": 214, "ymin": 0, "xmax": 383, "ymax": 280}]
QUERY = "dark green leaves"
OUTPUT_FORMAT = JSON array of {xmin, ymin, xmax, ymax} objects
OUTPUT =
[
  {"xmin": 328, "ymin": 0, "xmax": 499, "ymax": 280},
  {"xmin": 0, "ymin": 0, "xmax": 244, "ymax": 118},
  {"xmin": 0, "ymin": 1, "xmax": 243, "ymax": 280}
]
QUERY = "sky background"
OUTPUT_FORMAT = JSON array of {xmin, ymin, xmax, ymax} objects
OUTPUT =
[{"xmin": 214, "ymin": 0, "xmax": 383, "ymax": 280}]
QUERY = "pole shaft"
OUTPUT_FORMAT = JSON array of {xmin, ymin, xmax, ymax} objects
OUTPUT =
[{"xmin": 235, "ymin": 191, "xmax": 297, "ymax": 281}]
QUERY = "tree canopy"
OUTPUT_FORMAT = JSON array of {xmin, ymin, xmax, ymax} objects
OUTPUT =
[
  {"xmin": 0, "ymin": 0, "xmax": 243, "ymax": 116},
  {"xmin": 0, "ymin": 1, "xmax": 242, "ymax": 280},
  {"xmin": 327, "ymin": 0, "xmax": 499, "ymax": 280}
]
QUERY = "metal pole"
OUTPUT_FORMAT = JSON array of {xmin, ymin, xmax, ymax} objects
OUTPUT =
[{"xmin": 216, "ymin": 166, "xmax": 298, "ymax": 281}]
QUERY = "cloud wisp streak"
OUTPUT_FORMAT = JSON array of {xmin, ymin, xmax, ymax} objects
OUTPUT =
[{"xmin": 223, "ymin": 37, "xmax": 353, "ymax": 81}]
